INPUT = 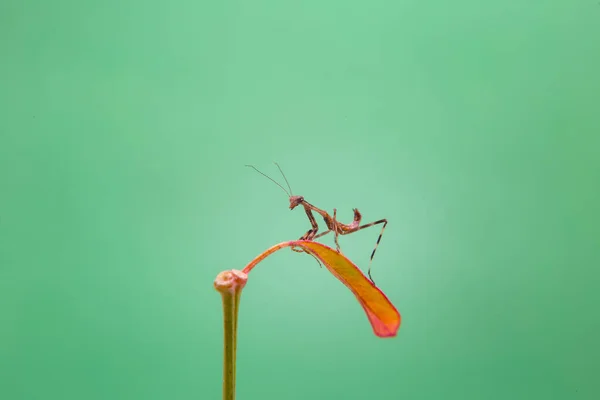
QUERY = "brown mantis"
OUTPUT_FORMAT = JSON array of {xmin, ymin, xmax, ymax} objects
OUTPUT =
[{"xmin": 246, "ymin": 163, "xmax": 388, "ymax": 284}]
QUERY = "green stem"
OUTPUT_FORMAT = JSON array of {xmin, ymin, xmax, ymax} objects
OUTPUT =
[{"xmin": 214, "ymin": 270, "xmax": 247, "ymax": 400}]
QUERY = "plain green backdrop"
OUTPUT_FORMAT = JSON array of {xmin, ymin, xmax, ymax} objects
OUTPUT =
[{"xmin": 1, "ymin": 1, "xmax": 599, "ymax": 399}]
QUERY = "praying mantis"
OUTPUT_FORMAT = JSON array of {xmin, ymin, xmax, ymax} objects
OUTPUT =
[{"xmin": 246, "ymin": 163, "xmax": 388, "ymax": 283}]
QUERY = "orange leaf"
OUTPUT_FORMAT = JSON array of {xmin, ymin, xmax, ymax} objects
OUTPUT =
[{"xmin": 242, "ymin": 240, "xmax": 401, "ymax": 338}]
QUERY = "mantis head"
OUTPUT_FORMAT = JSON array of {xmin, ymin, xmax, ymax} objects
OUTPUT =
[{"xmin": 289, "ymin": 195, "xmax": 304, "ymax": 210}]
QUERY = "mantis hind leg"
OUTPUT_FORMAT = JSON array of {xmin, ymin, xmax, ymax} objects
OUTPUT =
[{"xmin": 354, "ymin": 219, "xmax": 388, "ymax": 284}]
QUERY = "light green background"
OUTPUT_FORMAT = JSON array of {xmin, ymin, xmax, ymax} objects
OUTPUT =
[{"xmin": 2, "ymin": 1, "xmax": 599, "ymax": 399}]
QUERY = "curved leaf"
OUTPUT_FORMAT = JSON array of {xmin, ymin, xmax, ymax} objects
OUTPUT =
[{"xmin": 242, "ymin": 240, "xmax": 401, "ymax": 338}]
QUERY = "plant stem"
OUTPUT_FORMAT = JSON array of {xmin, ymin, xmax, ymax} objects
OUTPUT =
[{"xmin": 214, "ymin": 270, "xmax": 247, "ymax": 400}]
